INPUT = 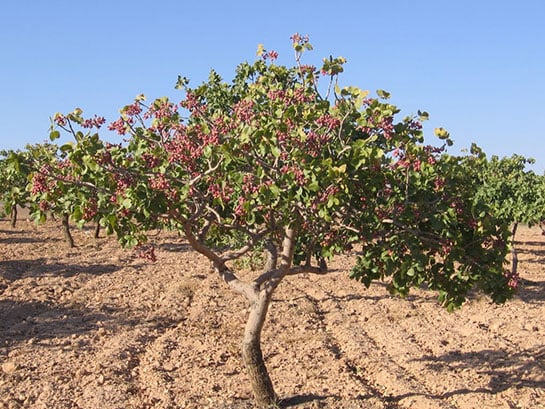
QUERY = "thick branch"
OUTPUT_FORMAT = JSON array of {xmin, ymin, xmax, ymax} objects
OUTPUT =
[
  {"xmin": 279, "ymin": 226, "xmax": 296, "ymax": 269},
  {"xmin": 197, "ymin": 216, "xmax": 269, "ymax": 261},
  {"xmin": 183, "ymin": 221, "xmax": 257, "ymax": 302}
]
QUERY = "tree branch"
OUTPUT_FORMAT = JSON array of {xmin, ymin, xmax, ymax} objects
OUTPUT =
[
  {"xmin": 279, "ymin": 226, "xmax": 296, "ymax": 269},
  {"xmin": 183, "ymin": 220, "xmax": 257, "ymax": 301},
  {"xmin": 188, "ymin": 158, "xmax": 222, "ymax": 187},
  {"xmin": 254, "ymin": 263, "xmax": 332, "ymax": 288}
]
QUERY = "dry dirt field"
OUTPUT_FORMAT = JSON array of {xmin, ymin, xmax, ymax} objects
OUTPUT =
[{"xmin": 0, "ymin": 217, "xmax": 544, "ymax": 409}]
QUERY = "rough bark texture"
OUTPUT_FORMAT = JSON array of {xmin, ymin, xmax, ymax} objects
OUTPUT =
[
  {"xmin": 511, "ymin": 222, "xmax": 519, "ymax": 276},
  {"xmin": 62, "ymin": 213, "xmax": 75, "ymax": 248},
  {"xmin": 242, "ymin": 292, "xmax": 278, "ymax": 408},
  {"xmin": 10, "ymin": 206, "xmax": 17, "ymax": 228}
]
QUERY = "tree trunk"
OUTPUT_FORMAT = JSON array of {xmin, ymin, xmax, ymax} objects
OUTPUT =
[
  {"xmin": 94, "ymin": 222, "xmax": 101, "ymax": 239},
  {"xmin": 242, "ymin": 291, "xmax": 278, "ymax": 408},
  {"xmin": 511, "ymin": 222, "xmax": 518, "ymax": 277},
  {"xmin": 62, "ymin": 213, "xmax": 75, "ymax": 248},
  {"xmin": 10, "ymin": 206, "xmax": 17, "ymax": 228}
]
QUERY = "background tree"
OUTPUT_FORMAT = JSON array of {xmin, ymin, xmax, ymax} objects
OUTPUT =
[
  {"xmin": 46, "ymin": 36, "xmax": 516, "ymax": 407},
  {"xmin": 28, "ymin": 118, "xmax": 111, "ymax": 247},
  {"xmin": 0, "ymin": 149, "xmax": 33, "ymax": 227},
  {"xmin": 472, "ymin": 152, "xmax": 545, "ymax": 277}
]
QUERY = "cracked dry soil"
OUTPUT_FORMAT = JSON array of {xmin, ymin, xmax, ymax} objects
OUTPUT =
[{"xmin": 1, "ymin": 219, "xmax": 544, "ymax": 408}]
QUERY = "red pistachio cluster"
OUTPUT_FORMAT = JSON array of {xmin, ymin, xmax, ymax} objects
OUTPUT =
[
  {"xmin": 149, "ymin": 174, "xmax": 171, "ymax": 191},
  {"xmin": 136, "ymin": 245, "xmax": 157, "ymax": 263},
  {"xmin": 81, "ymin": 115, "xmax": 106, "ymax": 129},
  {"xmin": 82, "ymin": 199, "xmax": 98, "ymax": 220}
]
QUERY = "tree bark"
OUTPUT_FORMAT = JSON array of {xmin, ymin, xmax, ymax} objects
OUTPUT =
[
  {"xmin": 242, "ymin": 291, "xmax": 278, "ymax": 408},
  {"xmin": 240, "ymin": 226, "xmax": 299, "ymax": 407},
  {"xmin": 511, "ymin": 222, "xmax": 519, "ymax": 277},
  {"xmin": 62, "ymin": 213, "xmax": 75, "ymax": 248},
  {"xmin": 10, "ymin": 206, "xmax": 17, "ymax": 228},
  {"xmin": 94, "ymin": 222, "xmax": 101, "ymax": 239}
]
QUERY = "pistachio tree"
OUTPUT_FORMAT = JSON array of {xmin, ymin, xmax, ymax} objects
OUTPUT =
[
  {"xmin": 0, "ymin": 149, "xmax": 33, "ymax": 227},
  {"xmin": 43, "ymin": 35, "xmax": 515, "ymax": 407},
  {"xmin": 28, "ymin": 131, "xmax": 110, "ymax": 247},
  {"xmin": 473, "ymin": 152, "xmax": 545, "ymax": 277}
]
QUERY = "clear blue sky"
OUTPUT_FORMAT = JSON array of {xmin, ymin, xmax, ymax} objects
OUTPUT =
[{"xmin": 1, "ymin": 0, "xmax": 544, "ymax": 173}]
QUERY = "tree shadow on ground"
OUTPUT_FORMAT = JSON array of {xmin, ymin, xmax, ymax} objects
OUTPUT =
[
  {"xmin": 0, "ymin": 299, "xmax": 112, "ymax": 345},
  {"xmin": 413, "ymin": 345, "xmax": 545, "ymax": 397},
  {"xmin": 514, "ymin": 240, "xmax": 545, "ymax": 247},
  {"xmin": 517, "ymin": 277, "xmax": 545, "ymax": 303},
  {"xmin": 0, "ymin": 296, "xmax": 183, "ymax": 347},
  {"xmin": 0, "ymin": 228, "xmax": 22, "ymax": 234},
  {"xmin": 0, "ymin": 235, "xmax": 46, "ymax": 244},
  {"xmin": 516, "ymin": 250, "xmax": 545, "ymax": 264},
  {"xmin": 157, "ymin": 241, "xmax": 193, "ymax": 253},
  {"xmin": 0, "ymin": 259, "xmax": 121, "ymax": 281},
  {"xmin": 513, "ymin": 238, "xmax": 545, "ymax": 263},
  {"xmin": 0, "ymin": 227, "xmax": 62, "ymax": 242},
  {"xmin": 279, "ymin": 393, "xmax": 336, "ymax": 408}
]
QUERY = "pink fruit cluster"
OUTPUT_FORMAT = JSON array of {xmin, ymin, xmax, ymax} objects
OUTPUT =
[
  {"xmin": 82, "ymin": 199, "xmax": 98, "ymax": 220},
  {"xmin": 136, "ymin": 245, "xmax": 157, "ymax": 263},
  {"xmin": 81, "ymin": 115, "xmax": 106, "ymax": 129},
  {"xmin": 149, "ymin": 174, "xmax": 170, "ymax": 191}
]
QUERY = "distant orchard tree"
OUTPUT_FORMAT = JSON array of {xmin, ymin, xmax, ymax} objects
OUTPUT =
[
  {"xmin": 472, "ymin": 151, "xmax": 545, "ymax": 277},
  {"xmin": 0, "ymin": 149, "xmax": 33, "ymax": 228}
]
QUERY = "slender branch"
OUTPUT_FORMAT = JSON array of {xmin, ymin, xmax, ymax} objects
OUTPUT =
[
  {"xmin": 338, "ymin": 222, "xmax": 360, "ymax": 234},
  {"xmin": 405, "ymin": 167, "xmax": 410, "ymax": 204},
  {"xmin": 187, "ymin": 158, "xmax": 222, "ymax": 187},
  {"xmin": 198, "ymin": 217, "xmax": 213, "ymax": 242},
  {"xmin": 185, "ymin": 201, "xmax": 205, "ymax": 224},
  {"xmin": 381, "ymin": 218, "xmax": 443, "ymax": 243},
  {"xmin": 37, "ymin": 169, "xmax": 110, "ymax": 196},
  {"xmin": 205, "ymin": 205, "xmax": 223, "ymax": 224},
  {"xmin": 254, "ymin": 225, "xmax": 301, "ymax": 293},
  {"xmin": 255, "ymin": 263, "xmax": 332, "ymax": 288},
  {"xmin": 262, "ymin": 239, "xmax": 278, "ymax": 272},
  {"xmin": 221, "ymin": 227, "xmax": 269, "ymax": 261},
  {"xmin": 337, "ymin": 110, "xmax": 352, "ymax": 144},
  {"xmin": 324, "ymin": 75, "xmax": 335, "ymax": 100}
]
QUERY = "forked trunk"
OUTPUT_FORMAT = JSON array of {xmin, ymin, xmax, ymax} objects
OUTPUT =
[
  {"xmin": 183, "ymin": 224, "xmax": 293, "ymax": 407},
  {"xmin": 242, "ymin": 291, "xmax": 278, "ymax": 408},
  {"xmin": 62, "ymin": 213, "xmax": 75, "ymax": 248},
  {"xmin": 10, "ymin": 206, "xmax": 17, "ymax": 228}
]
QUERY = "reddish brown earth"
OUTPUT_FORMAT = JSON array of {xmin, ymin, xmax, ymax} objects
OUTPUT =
[{"xmin": 0, "ymin": 218, "xmax": 544, "ymax": 409}]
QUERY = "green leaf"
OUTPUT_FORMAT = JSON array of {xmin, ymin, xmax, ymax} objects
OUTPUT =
[
  {"xmin": 434, "ymin": 127, "xmax": 450, "ymax": 139},
  {"xmin": 417, "ymin": 110, "xmax": 429, "ymax": 121},
  {"xmin": 59, "ymin": 143, "xmax": 73, "ymax": 153},
  {"xmin": 376, "ymin": 89, "xmax": 391, "ymax": 99}
]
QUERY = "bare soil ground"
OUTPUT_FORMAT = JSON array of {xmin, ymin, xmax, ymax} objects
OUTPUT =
[{"xmin": 0, "ymin": 217, "xmax": 544, "ymax": 409}]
